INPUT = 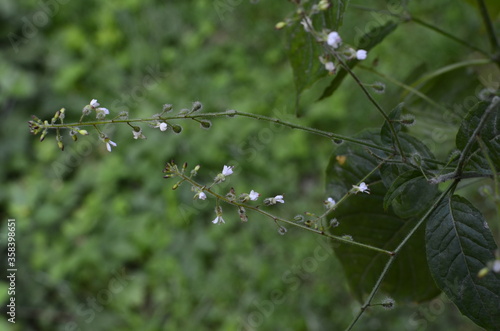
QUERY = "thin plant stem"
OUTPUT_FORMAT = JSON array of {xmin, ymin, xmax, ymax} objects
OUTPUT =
[
  {"xmin": 476, "ymin": 0, "xmax": 499, "ymax": 53},
  {"xmin": 455, "ymin": 97, "xmax": 499, "ymax": 178},
  {"xmin": 330, "ymin": 50, "xmax": 406, "ymax": 161},
  {"xmin": 174, "ymin": 167, "xmax": 394, "ymax": 256},
  {"xmin": 345, "ymin": 181, "xmax": 458, "ymax": 331},
  {"xmin": 411, "ymin": 16, "xmax": 489, "ymax": 57},
  {"xmin": 358, "ymin": 64, "xmax": 452, "ymax": 116},
  {"xmin": 403, "ymin": 59, "xmax": 492, "ymax": 99}
]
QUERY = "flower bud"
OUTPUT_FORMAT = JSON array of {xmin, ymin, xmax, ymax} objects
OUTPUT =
[
  {"xmin": 57, "ymin": 140, "xmax": 64, "ymax": 150},
  {"xmin": 200, "ymin": 119, "xmax": 212, "ymax": 129},
  {"xmin": 162, "ymin": 104, "xmax": 173, "ymax": 113},
  {"xmin": 400, "ymin": 114, "xmax": 415, "ymax": 127},
  {"xmin": 191, "ymin": 101, "xmax": 203, "ymax": 112},
  {"xmin": 330, "ymin": 218, "xmax": 339, "ymax": 227},
  {"xmin": 118, "ymin": 111, "xmax": 129, "ymax": 120},
  {"xmin": 382, "ymin": 298, "xmax": 395, "ymax": 310},
  {"xmin": 275, "ymin": 21, "xmax": 287, "ymax": 30},
  {"xmin": 478, "ymin": 267, "xmax": 489, "ymax": 278},
  {"xmin": 294, "ymin": 215, "xmax": 305, "ymax": 222},
  {"xmin": 78, "ymin": 129, "xmax": 89, "ymax": 135},
  {"xmin": 371, "ymin": 82, "xmax": 386, "ymax": 94},
  {"xmin": 82, "ymin": 105, "xmax": 92, "ymax": 116},
  {"xmin": 278, "ymin": 226, "xmax": 287, "ymax": 235},
  {"xmin": 172, "ymin": 124, "xmax": 182, "ymax": 134}
]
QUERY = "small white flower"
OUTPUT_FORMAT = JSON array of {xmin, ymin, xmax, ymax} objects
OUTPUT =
[
  {"xmin": 249, "ymin": 190, "xmax": 260, "ymax": 201},
  {"xmin": 154, "ymin": 122, "xmax": 168, "ymax": 131},
  {"xmin": 493, "ymin": 260, "xmax": 500, "ymax": 273},
  {"xmin": 90, "ymin": 99, "xmax": 100, "ymax": 108},
  {"xmin": 198, "ymin": 192, "xmax": 207, "ymax": 200},
  {"xmin": 212, "ymin": 215, "xmax": 225, "ymax": 225},
  {"xmin": 356, "ymin": 49, "xmax": 367, "ymax": 60},
  {"xmin": 327, "ymin": 31, "xmax": 342, "ymax": 48},
  {"xmin": 222, "ymin": 165, "xmax": 234, "ymax": 176},
  {"xmin": 352, "ymin": 182, "xmax": 370, "ymax": 194},
  {"xmin": 106, "ymin": 140, "xmax": 117, "ymax": 152},
  {"xmin": 300, "ymin": 17, "xmax": 313, "ymax": 33},
  {"xmin": 325, "ymin": 61, "xmax": 335, "ymax": 72},
  {"xmin": 132, "ymin": 129, "xmax": 146, "ymax": 139},
  {"xmin": 274, "ymin": 195, "xmax": 285, "ymax": 203},
  {"xmin": 96, "ymin": 107, "xmax": 110, "ymax": 119},
  {"xmin": 324, "ymin": 197, "xmax": 336, "ymax": 209}
]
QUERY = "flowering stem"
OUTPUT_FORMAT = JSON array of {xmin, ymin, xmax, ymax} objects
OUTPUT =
[
  {"xmin": 345, "ymin": 181, "xmax": 457, "ymax": 331},
  {"xmin": 174, "ymin": 168, "xmax": 393, "ymax": 256},
  {"xmin": 34, "ymin": 111, "xmax": 397, "ymax": 154},
  {"xmin": 319, "ymin": 162, "xmax": 383, "ymax": 220}
]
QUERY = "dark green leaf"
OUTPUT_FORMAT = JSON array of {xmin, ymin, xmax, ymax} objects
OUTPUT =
[
  {"xmin": 383, "ymin": 170, "xmax": 439, "ymax": 219},
  {"xmin": 326, "ymin": 130, "xmax": 441, "ymax": 302},
  {"xmin": 379, "ymin": 131, "xmax": 437, "ymax": 188},
  {"xmin": 318, "ymin": 21, "xmax": 398, "ymax": 101},
  {"xmin": 426, "ymin": 195, "xmax": 500, "ymax": 330},
  {"xmin": 455, "ymin": 100, "xmax": 500, "ymax": 175}
]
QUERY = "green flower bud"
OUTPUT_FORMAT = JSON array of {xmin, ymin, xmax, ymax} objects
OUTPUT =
[
  {"xmin": 172, "ymin": 124, "xmax": 182, "ymax": 134},
  {"xmin": 275, "ymin": 21, "xmax": 287, "ymax": 30},
  {"xmin": 200, "ymin": 119, "xmax": 212, "ymax": 129},
  {"xmin": 191, "ymin": 101, "xmax": 203, "ymax": 112}
]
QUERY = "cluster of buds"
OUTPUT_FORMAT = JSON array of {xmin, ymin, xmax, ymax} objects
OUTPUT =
[{"xmin": 28, "ymin": 108, "xmax": 89, "ymax": 150}]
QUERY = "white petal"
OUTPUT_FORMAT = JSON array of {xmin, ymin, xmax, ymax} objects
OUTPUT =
[
  {"xmin": 356, "ymin": 49, "xmax": 367, "ymax": 60},
  {"xmin": 249, "ymin": 190, "xmax": 260, "ymax": 201},
  {"xmin": 222, "ymin": 165, "xmax": 234, "ymax": 176},
  {"xmin": 327, "ymin": 32, "xmax": 342, "ymax": 48},
  {"xmin": 159, "ymin": 123, "xmax": 168, "ymax": 131},
  {"xmin": 90, "ymin": 99, "xmax": 99, "ymax": 108},
  {"xmin": 98, "ymin": 107, "xmax": 110, "ymax": 115}
]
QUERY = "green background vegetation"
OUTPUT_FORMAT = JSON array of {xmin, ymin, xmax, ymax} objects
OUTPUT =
[{"xmin": 1, "ymin": 0, "xmax": 497, "ymax": 330}]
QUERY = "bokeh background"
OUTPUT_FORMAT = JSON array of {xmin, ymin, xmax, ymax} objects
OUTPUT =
[{"xmin": 1, "ymin": 0, "xmax": 497, "ymax": 330}]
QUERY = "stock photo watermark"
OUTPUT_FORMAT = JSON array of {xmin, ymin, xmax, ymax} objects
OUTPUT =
[{"xmin": 62, "ymin": 268, "xmax": 133, "ymax": 331}]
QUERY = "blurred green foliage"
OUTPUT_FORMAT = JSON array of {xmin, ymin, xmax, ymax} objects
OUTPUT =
[{"xmin": 0, "ymin": 0, "xmax": 496, "ymax": 330}]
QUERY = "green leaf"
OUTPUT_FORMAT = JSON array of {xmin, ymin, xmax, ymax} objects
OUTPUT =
[
  {"xmin": 455, "ymin": 100, "xmax": 500, "ymax": 175},
  {"xmin": 383, "ymin": 170, "xmax": 438, "ymax": 219},
  {"xmin": 379, "ymin": 130, "xmax": 437, "ymax": 188},
  {"xmin": 318, "ymin": 21, "xmax": 398, "ymax": 101},
  {"xmin": 426, "ymin": 195, "xmax": 500, "ymax": 330},
  {"xmin": 326, "ymin": 130, "xmax": 441, "ymax": 302},
  {"xmin": 286, "ymin": 4, "xmax": 349, "ymax": 116}
]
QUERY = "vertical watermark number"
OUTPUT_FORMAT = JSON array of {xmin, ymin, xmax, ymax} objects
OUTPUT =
[{"xmin": 6, "ymin": 218, "xmax": 16, "ymax": 324}]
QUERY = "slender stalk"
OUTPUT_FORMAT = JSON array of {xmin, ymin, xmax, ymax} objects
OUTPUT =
[
  {"xmin": 359, "ymin": 65, "xmax": 453, "ymax": 116},
  {"xmin": 330, "ymin": 50, "xmax": 406, "ymax": 161},
  {"xmin": 411, "ymin": 16, "xmax": 489, "ymax": 56},
  {"xmin": 405, "ymin": 59, "xmax": 492, "ymax": 97},
  {"xmin": 34, "ymin": 111, "xmax": 397, "ymax": 154},
  {"xmin": 345, "ymin": 181, "xmax": 457, "ymax": 331},
  {"xmin": 174, "ymin": 168, "xmax": 394, "ymax": 256},
  {"xmin": 476, "ymin": 0, "xmax": 499, "ymax": 53}
]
